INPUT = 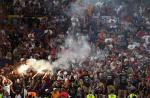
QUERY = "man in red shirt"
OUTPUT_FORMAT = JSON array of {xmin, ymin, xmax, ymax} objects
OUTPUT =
[{"xmin": 59, "ymin": 88, "xmax": 69, "ymax": 98}]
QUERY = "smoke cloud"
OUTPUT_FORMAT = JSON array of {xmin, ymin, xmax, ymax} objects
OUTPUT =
[
  {"xmin": 18, "ymin": 35, "xmax": 91, "ymax": 74},
  {"xmin": 53, "ymin": 35, "xmax": 91, "ymax": 69}
]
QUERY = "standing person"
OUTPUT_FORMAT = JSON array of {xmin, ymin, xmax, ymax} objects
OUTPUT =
[
  {"xmin": 76, "ymin": 87, "xmax": 84, "ymax": 98},
  {"xmin": 108, "ymin": 90, "xmax": 117, "ymax": 98},
  {"xmin": 51, "ymin": 88, "xmax": 60, "ymax": 98},
  {"xmin": 86, "ymin": 91, "xmax": 95, "ymax": 98},
  {"xmin": 59, "ymin": 88, "xmax": 69, "ymax": 98},
  {"xmin": 106, "ymin": 75, "xmax": 115, "ymax": 94},
  {"xmin": 11, "ymin": 79, "xmax": 23, "ymax": 98},
  {"xmin": 128, "ymin": 90, "xmax": 138, "ymax": 98},
  {"xmin": 118, "ymin": 72, "xmax": 128, "ymax": 98},
  {"xmin": 2, "ymin": 77, "xmax": 11, "ymax": 98},
  {"xmin": 38, "ymin": 79, "xmax": 49, "ymax": 98},
  {"xmin": 138, "ymin": 80, "xmax": 146, "ymax": 98}
]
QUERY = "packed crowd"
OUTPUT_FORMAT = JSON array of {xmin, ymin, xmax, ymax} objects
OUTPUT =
[{"xmin": 0, "ymin": 0, "xmax": 150, "ymax": 98}]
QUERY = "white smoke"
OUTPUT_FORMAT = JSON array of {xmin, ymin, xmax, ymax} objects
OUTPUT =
[
  {"xmin": 26, "ymin": 59, "xmax": 53, "ymax": 73},
  {"xmin": 18, "ymin": 35, "xmax": 91, "ymax": 74},
  {"xmin": 53, "ymin": 35, "xmax": 91, "ymax": 69},
  {"xmin": 17, "ymin": 59, "xmax": 53, "ymax": 74}
]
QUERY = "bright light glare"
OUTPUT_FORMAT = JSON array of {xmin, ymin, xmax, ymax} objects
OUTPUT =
[{"xmin": 18, "ymin": 64, "xmax": 29, "ymax": 74}]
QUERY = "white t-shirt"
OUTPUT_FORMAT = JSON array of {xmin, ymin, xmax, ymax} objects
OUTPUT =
[
  {"xmin": 3, "ymin": 85, "xmax": 10, "ymax": 95},
  {"xmin": 15, "ymin": 94, "xmax": 21, "ymax": 98}
]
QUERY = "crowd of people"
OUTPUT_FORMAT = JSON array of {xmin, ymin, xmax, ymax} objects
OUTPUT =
[{"xmin": 0, "ymin": 0, "xmax": 150, "ymax": 98}]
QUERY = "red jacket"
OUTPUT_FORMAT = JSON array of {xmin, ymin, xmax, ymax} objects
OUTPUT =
[{"xmin": 60, "ymin": 91, "xmax": 69, "ymax": 98}]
